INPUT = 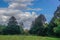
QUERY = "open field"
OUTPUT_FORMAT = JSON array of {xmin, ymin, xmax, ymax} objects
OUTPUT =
[{"xmin": 0, "ymin": 35, "xmax": 60, "ymax": 40}]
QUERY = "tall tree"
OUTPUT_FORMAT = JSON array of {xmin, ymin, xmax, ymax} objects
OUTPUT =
[
  {"xmin": 29, "ymin": 14, "xmax": 46, "ymax": 36},
  {"xmin": 3, "ymin": 16, "xmax": 23, "ymax": 35},
  {"xmin": 47, "ymin": 5, "xmax": 60, "ymax": 36}
]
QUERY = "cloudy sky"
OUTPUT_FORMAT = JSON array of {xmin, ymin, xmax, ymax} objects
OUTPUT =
[{"xmin": 0, "ymin": 0, "xmax": 60, "ymax": 29}]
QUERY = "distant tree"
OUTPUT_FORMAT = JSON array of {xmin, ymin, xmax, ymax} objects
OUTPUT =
[
  {"xmin": 19, "ymin": 22, "xmax": 24, "ymax": 28},
  {"xmin": 29, "ymin": 14, "xmax": 46, "ymax": 36},
  {"xmin": 24, "ymin": 29, "xmax": 29, "ymax": 35},
  {"xmin": 3, "ymin": 16, "xmax": 23, "ymax": 35},
  {"xmin": 0, "ymin": 25, "xmax": 7, "ymax": 34}
]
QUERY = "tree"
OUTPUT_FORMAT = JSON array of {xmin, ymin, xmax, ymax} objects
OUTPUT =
[
  {"xmin": 29, "ymin": 14, "xmax": 46, "ymax": 36},
  {"xmin": 3, "ymin": 16, "xmax": 23, "ymax": 35},
  {"xmin": 54, "ymin": 18, "xmax": 60, "ymax": 37},
  {"xmin": 47, "ymin": 5, "xmax": 60, "ymax": 36},
  {"xmin": 0, "ymin": 25, "xmax": 7, "ymax": 34},
  {"xmin": 47, "ymin": 17, "xmax": 57, "ymax": 36},
  {"xmin": 54, "ymin": 5, "xmax": 60, "ymax": 18}
]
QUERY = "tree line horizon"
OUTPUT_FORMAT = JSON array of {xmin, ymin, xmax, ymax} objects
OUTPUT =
[{"xmin": 0, "ymin": 5, "xmax": 60, "ymax": 38}]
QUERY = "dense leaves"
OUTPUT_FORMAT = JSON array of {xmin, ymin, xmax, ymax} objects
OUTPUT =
[
  {"xmin": 0, "ymin": 25, "xmax": 7, "ymax": 34},
  {"xmin": 54, "ymin": 18, "xmax": 60, "ymax": 37},
  {"xmin": 29, "ymin": 14, "xmax": 46, "ymax": 36},
  {"xmin": 2, "ymin": 16, "xmax": 23, "ymax": 35},
  {"xmin": 47, "ymin": 5, "xmax": 60, "ymax": 37}
]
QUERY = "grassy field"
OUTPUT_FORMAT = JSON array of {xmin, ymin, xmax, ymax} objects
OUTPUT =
[{"xmin": 0, "ymin": 35, "xmax": 60, "ymax": 40}]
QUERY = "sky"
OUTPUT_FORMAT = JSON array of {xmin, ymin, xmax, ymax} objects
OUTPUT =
[{"xmin": 0, "ymin": 0, "xmax": 60, "ymax": 29}]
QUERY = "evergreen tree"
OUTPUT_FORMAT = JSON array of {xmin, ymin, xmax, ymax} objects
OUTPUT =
[
  {"xmin": 29, "ymin": 14, "xmax": 46, "ymax": 36},
  {"xmin": 3, "ymin": 16, "xmax": 23, "ymax": 35}
]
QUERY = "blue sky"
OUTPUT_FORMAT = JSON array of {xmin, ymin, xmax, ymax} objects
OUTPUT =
[
  {"xmin": 0, "ymin": 0, "xmax": 60, "ymax": 29},
  {"xmin": 0, "ymin": 0, "xmax": 8, "ymax": 7},
  {"xmin": 0, "ymin": 0, "xmax": 60, "ymax": 22},
  {"xmin": 31, "ymin": 0, "xmax": 60, "ymax": 22}
]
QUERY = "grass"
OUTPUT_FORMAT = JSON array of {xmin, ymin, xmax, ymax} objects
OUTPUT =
[{"xmin": 0, "ymin": 35, "xmax": 60, "ymax": 40}]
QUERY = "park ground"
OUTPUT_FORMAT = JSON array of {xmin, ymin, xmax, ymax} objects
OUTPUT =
[{"xmin": 0, "ymin": 35, "xmax": 60, "ymax": 40}]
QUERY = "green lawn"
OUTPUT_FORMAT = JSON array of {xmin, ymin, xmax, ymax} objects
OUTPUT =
[{"xmin": 0, "ymin": 35, "xmax": 60, "ymax": 40}]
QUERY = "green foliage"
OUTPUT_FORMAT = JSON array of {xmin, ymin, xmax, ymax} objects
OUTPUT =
[
  {"xmin": 3, "ymin": 26, "xmax": 21, "ymax": 35},
  {"xmin": 2, "ymin": 16, "xmax": 24, "ymax": 35},
  {"xmin": 47, "ymin": 6, "xmax": 60, "ymax": 36},
  {"xmin": 47, "ymin": 17, "xmax": 57, "ymax": 36},
  {"xmin": 0, "ymin": 25, "xmax": 7, "ymax": 34},
  {"xmin": 54, "ymin": 26, "xmax": 60, "ymax": 33},
  {"xmin": 54, "ymin": 18, "xmax": 60, "ymax": 25},
  {"xmin": 29, "ymin": 14, "xmax": 46, "ymax": 36},
  {"xmin": 0, "ymin": 25, "xmax": 6, "ymax": 31},
  {"xmin": 53, "ymin": 18, "xmax": 60, "ymax": 37}
]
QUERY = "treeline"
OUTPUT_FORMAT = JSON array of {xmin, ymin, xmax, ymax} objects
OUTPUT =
[
  {"xmin": 29, "ymin": 6, "xmax": 60, "ymax": 37},
  {"xmin": 0, "ymin": 16, "xmax": 24, "ymax": 35},
  {"xmin": 0, "ymin": 6, "xmax": 60, "ymax": 37}
]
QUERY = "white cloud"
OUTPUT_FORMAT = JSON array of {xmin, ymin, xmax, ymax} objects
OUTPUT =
[
  {"xmin": 0, "ymin": 0, "xmax": 40, "ymax": 29},
  {"xmin": 4, "ymin": 0, "xmax": 34, "ymax": 10},
  {"xmin": 8, "ymin": 3, "xmax": 28, "ymax": 10},
  {"xmin": 4, "ymin": 0, "xmax": 42, "ymax": 11},
  {"xmin": 27, "ymin": 8, "xmax": 42, "ymax": 11},
  {"xmin": 0, "ymin": 8, "xmax": 38, "ymax": 29},
  {"xmin": 4, "ymin": 0, "xmax": 34, "ymax": 3}
]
